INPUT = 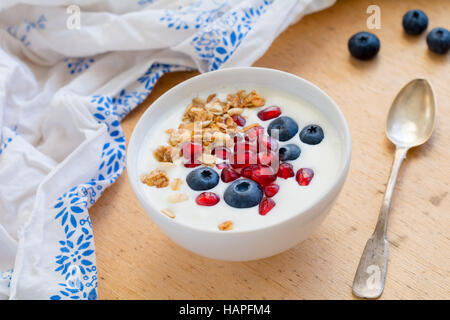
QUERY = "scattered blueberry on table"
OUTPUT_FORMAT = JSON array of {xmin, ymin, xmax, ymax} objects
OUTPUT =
[
  {"xmin": 186, "ymin": 167, "xmax": 219, "ymax": 191},
  {"xmin": 402, "ymin": 9, "xmax": 428, "ymax": 35},
  {"xmin": 348, "ymin": 31, "xmax": 380, "ymax": 60},
  {"xmin": 224, "ymin": 179, "xmax": 263, "ymax": 208},
  {"xmin": 300, "ymin": 125, "xmax": 324, "ymax": 145},
  {"xmin": 426, "ymin": 27, "xmax": 450, "ymax": 54}
]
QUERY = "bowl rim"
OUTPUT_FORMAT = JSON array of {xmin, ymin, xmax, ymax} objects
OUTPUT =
[{"xmin": 127, "ymin": 67, "xmax": 352, "ymax": 235}]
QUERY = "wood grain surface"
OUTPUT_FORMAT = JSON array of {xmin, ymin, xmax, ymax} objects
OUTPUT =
[{"xmin": 90, "ymin": 0, "xmax": 449, "ymax": 299}]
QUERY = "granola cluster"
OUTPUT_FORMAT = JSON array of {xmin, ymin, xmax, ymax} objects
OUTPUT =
[
  {"xmin": 159, "ymin": 90, "xmax": 265, "ymax": 167},
  {"xmin": 140, "ymin": 169, "xmax": 169, "ymax": 188}
]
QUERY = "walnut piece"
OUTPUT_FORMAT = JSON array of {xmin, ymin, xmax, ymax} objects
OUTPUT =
[
  {"xmin": 141, "ymin": 169, "xmax": 169, "ymax": 188},
  {"xmin": 153, "ymin": 145, "xmax": 173, "ymax": 162}
]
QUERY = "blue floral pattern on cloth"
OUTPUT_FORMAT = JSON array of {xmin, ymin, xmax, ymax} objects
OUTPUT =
[
  {"xmin": 160, "ymin": 1, "xmax": 231, "ymax": 30},
  {"xmin": 0, "ymin": 129, "xmax": 17, "ymax": 156},
  {"xmin": 7, "ymin": 14, "xmax": 46, "ymax": 47},
  {"xmin": 191, "ymin": 0, "xmax": 274, "ymax": 71},
  {"xmin": 64, "ymin": 58, "xmax": 95, "ymax": 75},
  {"xmin": 0, "ymin": 269, "xmax": 13, "ymax": 289},
  {"xmin": 137, "ymin": 0, "xmax": 155, "ymax": 5},
  {"xmin": 49, "ymin": 62, "xmax": 187, "ymax": 300}
]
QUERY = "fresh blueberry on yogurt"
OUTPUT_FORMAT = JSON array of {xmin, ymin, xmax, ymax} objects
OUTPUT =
[
  {"xmin": 224, "ymin": 179, "xmax": 263, "ymax": 208},
  {"xmin": 279, "ymin": 144, "xmax": 301, "ymax": 161},
  {"xmin": 267, "ymin": 116, "xmax": 299, "ymax": 141},
  {"xmin": 186, "ymin": 167, "xmax": 219, "ymax": 191},
  {"xmin": 299, "ymin": 125, "xmax": 324, "ymax": 145}
]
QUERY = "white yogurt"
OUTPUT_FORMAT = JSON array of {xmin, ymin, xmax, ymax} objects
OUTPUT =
[{"xmin": 138, "ymin": 85, "xmax": 342, "ymax": 232}]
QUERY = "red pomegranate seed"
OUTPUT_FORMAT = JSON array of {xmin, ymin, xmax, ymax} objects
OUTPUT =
[
  {"xmin": 221, "ymin": 167, "xmax": 240, "ymax": 183},
  {"xmin": 241, "ymin": 165, "xmax": 255, "ymax": 178},
  {"xmin": 257, "ymin": 106, "xmax": 281, "ymax": 121},
  {"xmin": 245, "ymin": 125, "xmax": 265, "ymax": 141},
  {"xmin": 250, "ymin": 165, "xmax": 277, "ymax": 186},
  {"xmin": 184, "ymin": 163, "xmax": 201, "ymax": 168},
  {"xmin": 263, "ymin": 183, "xmax": 279, "ymax": 197},
  {"xmin": 259, "ymin": 197, "xmax": 276, "ymax": 215},
  {"xmin": 257, "ymin": 152, "xmax": 278, "ymax": 166},
  {"xmin": 212, "ymin": 147, "xmax": 230, "ymax": 160},
  {"xmin": 296, "ymin": 168, "xmax": 314, "ymax": 186},
  {"xmin": 196, "ymin": 192, "xmax": 220, "ymax": 206},
  {"xmin": 182, "ymin": 142, "xmax": 203, "ymax": 161},
  {"xmin": 277, "ymin": 162, "xmax": 295, "ymax": 179},
  {"xmin": 257, "ymin": 135, "xmax": 278, "ymax": 152},
  {"xmin": 233, "ymin": 134, "xmax": 244, "ymax": 143},
  {"xmin": 231, "ymin": 151, "xmax": 257, "ymax": 169},
  {"xmin": 216, "ymin": 163, "xmax": 229, "ymax": 170},
  {"xmin": 234, "ymin": 141, "xmax": 257, "ymax": 154},
  {"xmin": 231, "ymin": 114, "xmax": 246, "ymax": 127}
]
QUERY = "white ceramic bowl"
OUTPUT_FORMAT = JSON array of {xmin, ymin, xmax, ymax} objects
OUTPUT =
[{"xmin": 127, "ymin": 67, "xmax": 351, "ymax": 261}]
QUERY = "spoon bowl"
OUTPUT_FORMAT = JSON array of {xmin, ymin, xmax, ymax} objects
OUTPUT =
[{"xmin": 386, "ymin": 79, "xmax": 436, "ymax": 148}]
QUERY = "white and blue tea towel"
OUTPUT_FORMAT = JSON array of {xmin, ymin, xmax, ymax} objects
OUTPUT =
[{"xmin": 0, "ymin": 0, "xmax": 334, "ymax": 299}]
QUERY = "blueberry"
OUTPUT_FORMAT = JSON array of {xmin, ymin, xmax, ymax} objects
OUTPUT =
[
  {"xmin": 186, "ymin": 167, "xmax": 219, "ymax": 191},
  {"xmin": 267, "ymin": 116, "xmax": 299, "ymax": 142},
  {"xmin": 402, "ymin": 10, "xmax": 428, "ymax": 35},
  {"xmin": 224, "ymin": 179, "xmax": 263, "ymax": 208},
  {"xmin": 348, "ymin": 31, "xmax": 380, "ymax": 60},
  {"xmin": 426, "ymin": 27, "xmax": 450, "ymax": 54},
  {"xmin": 299, "ymin": 125, "xmax": 324, "ymax": 145},
  {"xmin": 279, "ymin": 144, "xmax": 301, "ymax": 161}
]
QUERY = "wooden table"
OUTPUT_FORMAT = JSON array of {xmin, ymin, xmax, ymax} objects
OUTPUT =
[{"xmin": 90, "ymin": 0, "xmax": 449, "ymax": 299}]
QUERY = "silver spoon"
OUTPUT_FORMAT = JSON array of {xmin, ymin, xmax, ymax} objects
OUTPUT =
[{"xmin": 352, "ymin": 79, "xmax": 436, "ymax": 299}]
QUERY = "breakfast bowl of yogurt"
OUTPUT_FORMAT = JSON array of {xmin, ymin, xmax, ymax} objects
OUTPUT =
[{"xmin": 127, "ymin": 67, "xmax": 351, "ymax": 261}]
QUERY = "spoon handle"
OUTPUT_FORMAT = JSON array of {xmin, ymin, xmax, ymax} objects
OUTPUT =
[{"xmin": 352, "ymin": 146, "xmax": 408, "ymax": 298}]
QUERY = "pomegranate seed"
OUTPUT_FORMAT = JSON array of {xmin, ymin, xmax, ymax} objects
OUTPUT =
[
  {"xmin": 257, "ymin": 135, "xmax": 278, "ymax": 152},
  {"xmin": 221, "ymin": 167, "xmax": 240, "ymax": 183},
  {"xmin": 277, "ymin": 162, "xmax": 295, "ymax": 179},
  {"xmin": 184, "ymin": 163, "xmax": 201, "ymax": 168},
  {"xmin": 233, "ymin": 134, "xmax": 244, "ymax": 143},
  {"xmin": 259, "ymin": 197, "xmax": 276, "ymax": 215},
  {"xmin": 231, "ymin": 151, "xmax": 257, "ymax": 169},
  {"xmin": 196, "ymin": 192, "xmax": 220, "ymax": 206},
  {"xmin": 216, "ymin": 163, "xmax": 229, "ymax": 170},
  {"xmin": 212, "ymin": 147, "xmax": 230, "ymax": 160},
  {"xmin": 245, "ymin": 126, "xmax": 265, "ymax": 141},
  {"xmin": 257, "ymin": 152, "xmax": 277, "ymax": 166},
  {"xmin": 182, "ymin": 142, "xmax": 203, "ymax": 160},
  {"xmin": 250, "ymin": 165, "xmax": 277, "ymax": 186},
  {"xmin": 296, "ymin": 168, "xmax": 314, "ymax": 186},
  {"xmin": 257, "ymin": 106, "xmax": 281, "ymax": 121},
  {"xmin": 241, "ymin": 165, "xmax": 255, "ymax": 179},
  {"xmin": 234, "ymin": 141, "xmax": 257, "ymax": 154},
  {"xmin": 263, "ymin": 183, "xmax": 279, "ymax": 197},
  {"xmin": 231, "ymin": 114, "xmax": 246, "ymax": 127}
]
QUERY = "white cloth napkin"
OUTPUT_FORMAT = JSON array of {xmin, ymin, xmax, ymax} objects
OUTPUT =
[{"xmin": 0, "ymin": 0, "xmax": 334, "ymax": 300}]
